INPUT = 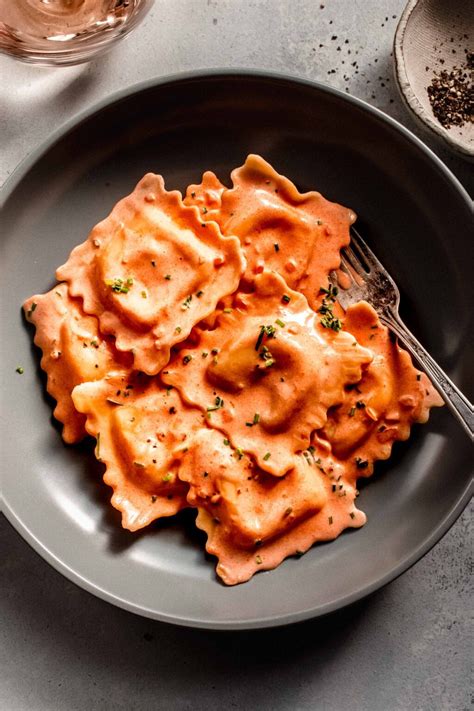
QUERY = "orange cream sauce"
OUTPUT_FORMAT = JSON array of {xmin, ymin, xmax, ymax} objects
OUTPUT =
[
  {"xmin": 23, "ymin": 283, "xmax": 132, "ymax": 443},
  {"xmin": 185, "ymin": 154, "xmax": 355, "ymax": 310},
  {"xmin": 24, "ymin": 156, "xmax": 443, "ymax": 585},
  {"xmin": 56, "ymin": 173, "xmax": 246, "ymax": 375}
]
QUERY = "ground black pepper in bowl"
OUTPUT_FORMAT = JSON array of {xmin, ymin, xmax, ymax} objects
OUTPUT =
[{"xmin": 426, "ymin": 52, "xmax": 473, "ymax": 129}]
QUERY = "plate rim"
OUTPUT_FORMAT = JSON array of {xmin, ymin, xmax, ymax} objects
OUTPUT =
[{"xmin": 1, "ymin": 69, "xmax": 472, "ymax": 630}]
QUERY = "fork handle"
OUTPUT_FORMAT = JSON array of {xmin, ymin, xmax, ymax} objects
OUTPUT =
[{"xmin": 380, "ymin": 313, "xmax": 474, "ymax": 441}]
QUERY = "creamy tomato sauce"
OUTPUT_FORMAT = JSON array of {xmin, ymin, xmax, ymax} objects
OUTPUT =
[{"xmin": 24, "ymin": 156, "xmax": 442, "ymax": 585}]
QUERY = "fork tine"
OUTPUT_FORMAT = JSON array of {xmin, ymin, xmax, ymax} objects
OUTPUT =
[
  {"xmin": 339, "ymin": 253, "xmax": 356, "ymax": 282},
  {"xmin": 341, "ymin": 245, "xmax": 367, "ymax": 278},
  {"xmin": 350, "ymin": 226, "xmax": 387, "ymax": 273}
]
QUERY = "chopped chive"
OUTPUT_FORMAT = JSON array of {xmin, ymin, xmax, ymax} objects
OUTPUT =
[
  {"xmin": 151, "ymin": 260, "xmax": 156, "ymax": 267},
  {"xmin": 182, "ymin": 295, "xmax": 193, "ymax": 310},
  {"xmin": 355, "ymin": 457, "xmax": 369, "ymax": 469},
  {"xmin": 207, "ymin": 396, "xmax": 224, "ymax": 412},
  {"xmin": 284, "ymin": 507, "xmax": 293, "ymax": 516},
  {"xmin": 164, "ymin": 274, "xmax": 171, "ymax": 280},
  {"xmin": 253, "ymin": 413, "xmax": 260, "ymax": 424},
  {"xmin": 263, "ymin": 452, "xmax": 271, "ymax": 461},
  {"xmin": 151, "ymin": 495, "xmax": 157, "ymax": 503},
  {"xmin": 275, "ymin": 318, "xmax": 285, "ymax": 328},
  {"xmin": 328, "ymin": 516, "xmax": 333, "ymax": 524},
  {"xmin": 274, "ymin": 243, "xmax": 280, "ymax": 252},
  {"xmin": 141, "ymin": 291, "xmax": 147, "ymax": 299},
  {"xmin": 223, "ymin": 439, "xmax": 230, "ymax": 446},
  {"xmin": 348, "ymin": 406, "xmax": 356, "ymax": 417},
  {"xmin": 223, "ymin": 307, "xmax": 233, "ymax": 314},
  {"xmin": 175, "ymin": 326, "xmax": 182, "ymax": 333},
  {"xmin": 196, "ymin": 290, "xmax": 204, "ymax": 297},
  {"xmin": 281, "ymin": 294, "xmax": 291, "ymax": 304},
  {"xmin": 182, "ymin": 355, "xmax": 192, "ymax": 365},
  {"xmin": 27, "ymin": 302, "xmax": 37, "ymax": 318},
  {"xmin": 15, "ymin": 366, "xmax": 24, "ymax": 374},
  {"xmin": 416, "ymin": 374, "xmax": 421, "ymax": 381},
  {"xmin": 202, "ymin": 351, "xmax": 208, "ymax": 358},
  {"xmin": 356, "ymin": 401, "xmax": 366, "ymax": 409},
  {"xmin": 255, "ymin": 554, "xmax": 263, "ymax": 565},
  {"xmin": 162, "ymin": 472, "xmax": 173, "ymax": 482},
  {"xmin": 350, "ymin": 512, "xmax": 355, "ymax": 519},
  {"xmin": 134, "ymin": 461, "xmax": 145, "ymax": 468}
]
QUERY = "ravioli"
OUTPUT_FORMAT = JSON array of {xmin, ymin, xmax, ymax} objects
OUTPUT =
[
  {"xmin": 56, "ymin": 173, "xmax": 246, "ymax": 375},
  {"xmin": 179, "ymin": 429, "xmax": 364, "ymax": 585},
  {"xmin": 319, "ymin": 301, "xmax": 443, "ymax": 475},
  {"xmin": 72, "ymin": 373, "xmax": 206, "ymax": 531},
  {"xmin": 163, "ymin": 271, "xmax": 373, "ymax": 476},
  {"xmin": 23, "ymin": 283, "xmax": 132, "ymax": 443},
  {"xmin": 185, "ymin": 154, "xmax": 355, "ymax": 309}
]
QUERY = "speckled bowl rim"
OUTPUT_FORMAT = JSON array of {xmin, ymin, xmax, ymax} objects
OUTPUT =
[
  {"xmin": 1, "ymin": 69, "xmax": 473, "ymax": 630},
  {"xmin": 393, "ymin": 0, "xmax": 474, "ymax": 159}
]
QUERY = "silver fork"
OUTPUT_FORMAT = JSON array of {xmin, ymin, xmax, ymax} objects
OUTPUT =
[{"xmin": 333, "ymin": 227, "xmax": 474, "ymax": 440}]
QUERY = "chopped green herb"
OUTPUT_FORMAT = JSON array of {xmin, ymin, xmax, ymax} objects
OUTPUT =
[
  {"xmin": 151, "ymin": 495, "xmax": 157, "ymax": 503},
  {"xmin": 235, "ymin": 447, "xmax": 244, "ymax": 460},
  {"xmin": 318, "ymin": 288, "xmax": 342, "ymax": 331},
  {"xmin": 328, "ymin": 516, "xmax": 333, "ymax": 524},
  {"xmin": 255, "ymin": 324, "xmax": 276, "ymax": 351},
  {"xmin": 223, "ymin": 439, "xmax": 230, "ymax": 446},
  {"xmin": 202, "ymin": 351, "xmax": 209, "ymax": 358},
  {"xmin": 274, "ymin": 243, "xmax": 280, "ymax": 252},
  {"xmin": 332, "ymin": 484, "xmax": 337, "ymax": 492},
  {"xmin": 134, "ymin": 461, "xmax": 145, "ymax": 468},
  {"xmin": 356, "ymin": 401, "xmax": 366, "ymax": 409},
  {"xmin": 416, "ymin": 374, "xmax": 421, "ymax": 381},
  {"xmin": 162, "ymin": 472, "xmax": 173, "ymax": 482},
  {"xmin": 15, "ymin": 366, "xmax": 24, "ymax": 374},
  {"xmin": 203, "ymin": 471, "xmax": 209, "ymax": 477},
  {"xmin": 350, "ymin": 512, "xmax": 355, "ymax": 519},
  {"xmin": 105, "ymin": 277, "xmax": 133, "ymax": 294},
  {"xmin": 95, "ymin": 433, "xmax": 101, "ymax": 460},
  {"xmin": 281, "ymin": 294, "xmax": 291, "ymax": 304},
  {"xmin": 202, "ymin": 207, "xmax": 208, "ymax": 214},
  {"xmin": 151, "ymin": 260, "xmax": 156, "ymax": 267},
  {"xmin": 355, "ymin": 457, "xmax": 369, "ymax": 469},
  {"xmin": 263, "ymin": 452, "xmax": 271, "ymax": 461},
  {"xmin": 255, "ymin": 554, "xmax": 263, "ymax": 565},
  {"xmin": 284, "ymin": 507, "xmax": 293, "ymax": 516},
  {"xmin": 207, "ymin": 396, "xmax": 224, "ymax": 412},
  {"xmin": 348, "ymin": 406, "xmax": 356, "ymax": 417},
  {"xmin": 182, "ymin": 295, "xmax": 193, "ymax": 310},
  {"xmin": 27, "ymin": 302, "xmax": 37, "ymax": 318},
  {"xmin": 223, "ymin": 307, "xmax": 233, "ymax": 314},
  {"xmin": 196, "ymin": 290, "xmax": 204, "ymax": 298},
  {"xmin": 275, "ymin": 318, "xmax": 285, "ymax": 328},
  {"xmin": 141, "ymin": 291, "xmax": 147, "ymax": 299},
  {"xmin": 191, "ymin": 191, "xmax": 196, "ymax": 198},
  {"xmin": 175, "ymin": 326, "xmax": 182, "ymax": 333},
  {"xmin": 182, "ymin": 355, "xmax": 192, "ymax": 365},
  {"xmin": 164, "ymin": 274, "xmax": 171, "ymax": 280}
]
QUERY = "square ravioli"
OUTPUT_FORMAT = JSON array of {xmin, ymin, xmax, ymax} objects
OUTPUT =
[
  {"xmin": 23, "ymin": 283, "xmax": 132, "ymax": 443},
  {"xmin": 185, "ymin": 154, "xmax": 355, "ymax": 309},
  {"xmin": 162, "ymin": 271, "xmax": 373, "ymax": 477},
  {"xmin": 72, "ymin": 373, "xmax": 206, "ymax": 531},
  {"xmin": 56, "ymin": 173, "xmax": 246, "ymax": 375}
]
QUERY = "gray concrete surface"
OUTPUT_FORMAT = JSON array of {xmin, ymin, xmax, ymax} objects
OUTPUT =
[{"xmin": 0, "ymin": 1, "xmax": 472, "ymax": 709}]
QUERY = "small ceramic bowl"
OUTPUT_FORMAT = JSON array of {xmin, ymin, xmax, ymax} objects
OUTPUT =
[
  {"xmin": 0, "ymin": 0, "xmax": 153, "ymax": 67},
  {"xmin": 394, "ymin": 0, "xmax": 473, "ymax": 158}
]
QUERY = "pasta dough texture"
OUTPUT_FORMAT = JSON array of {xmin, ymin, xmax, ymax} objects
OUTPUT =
[{"xmin": 23, "ymin": 157, "xmax": 442, "ymax": 585}]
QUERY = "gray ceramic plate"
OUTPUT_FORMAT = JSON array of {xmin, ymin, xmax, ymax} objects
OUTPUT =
[{"xmin": 1, "ymin": 71, "xmax": 472, "ymax": 630}]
